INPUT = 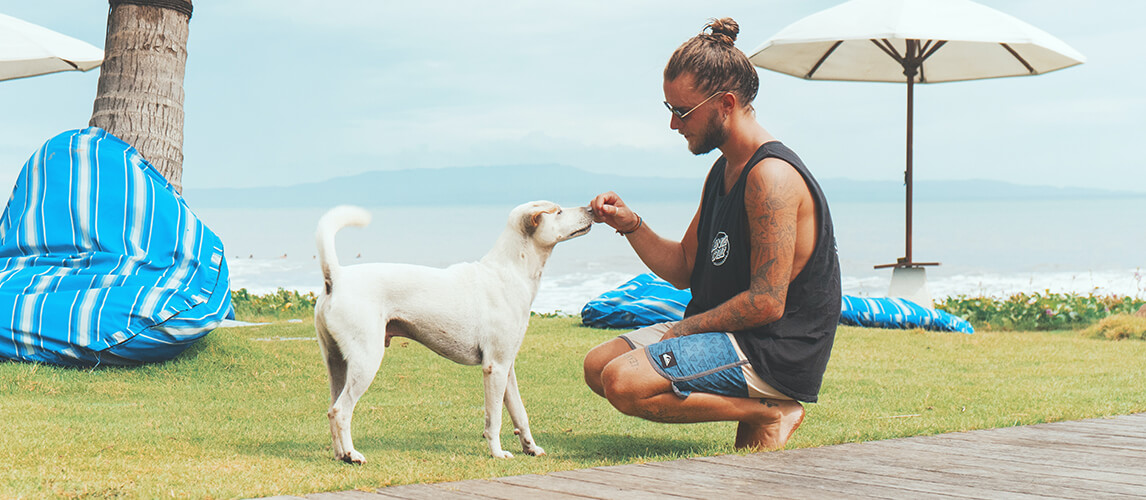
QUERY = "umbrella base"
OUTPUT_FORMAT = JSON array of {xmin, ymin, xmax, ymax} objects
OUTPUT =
[
  {"xmin": 874, "ymin": 258, "xmax": 940, "ymax": 270},
  {"xmin": 886, "ymin": 266, "xmax": 934, "ymax": 307}
]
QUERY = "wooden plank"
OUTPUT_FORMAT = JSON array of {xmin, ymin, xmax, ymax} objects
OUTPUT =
[
  {"xmin": 548, "ymin": 467, "xmax": 725, "ymax": 499},
  {"xmin": 1013, "ymin": 424, "xmax": 1146, "ymax": 451},
  {"xmin": 307, "ymin": 492, "xmax": 391, "ymax": 500},
  {"xmin": 494, "ymin": 473, "xmax": 668, "ymax": 500},
  {"xmin": 888, "ymin": 436, "xmax": 1134, "ymax": 472},
  {"xmin": 561, "ymin": 465, "xmax": 820, "ymax": 499},
  {"xmin": 691, "ymin": 454, "xmax": 1011, "ymax": 500},
  {"xmin": 859, "ymin": 438, "xmax": 1146, "ymax": 488},
  {"xmin": 703, "ymin": 452, "xmax": 1061, "ymax": 500},
  {"xmin": 1062, "ymin": 415, "xmax": 1146, "ymax": 428},
  {"xmin": 576, "ymin": 461, "xmax": 821, "ymax": 500},
  {"xmin": 1035, "ymin": 415, "xmax": 1146, "ymax": 431},
  {"xmin": 840, "ymin": 440, "xmax": 1146, "ymax": 498},
  {"xmin": 591, "ymin": 461, "xmax": 825, "ymax": 499},
  {"xmin": 373, "ymin": 483, "xmax": 493, "ymax": 500},
  {"xmin": 993, "ymin": 424, "xmax": 1146, "ymax": 452},
  {"xmin": 931, "ymin": 429, "xmax": 1146, "ymax": 460},
  {"xmin": 647, "ymin": 455, "xmax": 935, "ymax": 499},
  {"xmin": 1087, "ymin": 418, "xmax": 1146, "ymax": 431},
  {"xmin": 1051, "ymin": 420, "xmax": 1146, "ymax": 437},
  {"xmin": 422, "ymin": 479, "xmax": 576, "ymax": 500},
  {"xmin": 756, "ymin": 435, "xmax": 1146, "ymax": 499}
]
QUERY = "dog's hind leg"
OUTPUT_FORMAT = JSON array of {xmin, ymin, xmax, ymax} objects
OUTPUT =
[
  {"xmin": 328, "ymin": 332, "xmax": 386, "ymax": 465},
  {"xmin": 503, "ymin": 364, "xmax": 545, "ymax": 456},
  {"xmin": 316, "ymin": 320, "xmax": 350, "ymax": 407},
  {"xmin": 315, "ymin": 321, "xmax": 350, "ymax": 459},
  {"xmin": 481, "ymin": 361, "xmax": 515, "ymax": 458}
]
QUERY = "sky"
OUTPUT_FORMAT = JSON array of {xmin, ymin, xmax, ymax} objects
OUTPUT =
[{"xmin": 1, "ymin": 0, "xmax": 1143, "ymax": 194}]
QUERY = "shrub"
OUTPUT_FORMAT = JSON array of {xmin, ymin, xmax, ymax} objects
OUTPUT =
[
  {"xmin": 1081, "ymin": 314, "xmax": 1146, "ymax": 341},
  {"xmin": 230, "ymin": 288, "xmax": 317, "ymax": 321},
  {"xmin": 936, "ymin": 292, "xmax": 1145, "ymax": 332}
]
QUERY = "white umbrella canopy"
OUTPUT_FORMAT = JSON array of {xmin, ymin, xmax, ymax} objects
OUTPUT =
[
  {"xmin": 0, "ymin": 12, "xmax": 103, "ymax": 82},
  {"xmin": 750, "ymin": 0, "xmax": 1085, "ymax": 83},
  {"xmin": 748, "ymin": 0, "xmax": 1085, "ymax": 269}
]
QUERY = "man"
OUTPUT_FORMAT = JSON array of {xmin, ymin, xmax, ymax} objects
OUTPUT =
[{"xmin": 584, "ymin": 18, "xmax": 841, "ymax": 450}]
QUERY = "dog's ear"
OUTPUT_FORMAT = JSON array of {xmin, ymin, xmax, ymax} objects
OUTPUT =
[
  {"xmin": 523, "ymin": 207, "xmax": 557, "ymax": 236},
  {"xmin": 521, "ymin": 210, "xmax": 540, "ymax": 236}
]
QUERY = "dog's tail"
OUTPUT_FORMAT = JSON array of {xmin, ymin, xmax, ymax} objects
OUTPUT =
[{"xmin": 316, "ymin": 205, "xmax": 372, "ymax": 295}]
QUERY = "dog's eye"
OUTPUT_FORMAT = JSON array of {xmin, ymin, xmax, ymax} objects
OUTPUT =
[{"xmin": 557, "ymin": 210, "xmax": 563, "ymax": 215}]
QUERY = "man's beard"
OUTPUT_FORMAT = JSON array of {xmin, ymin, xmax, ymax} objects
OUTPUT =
[{"xmin": 689, "ymin": 112, "xmax": 727, "ymax": 155}]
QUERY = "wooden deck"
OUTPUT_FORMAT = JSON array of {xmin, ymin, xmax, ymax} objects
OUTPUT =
[{"xmin": 268, "ymin": 413, "xmax": 1146, "ymax": 499}]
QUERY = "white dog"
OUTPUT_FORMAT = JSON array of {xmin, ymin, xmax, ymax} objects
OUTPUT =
[{"xmin": 313, "ymin": 201, "xmax": 593, "ymax": 463}]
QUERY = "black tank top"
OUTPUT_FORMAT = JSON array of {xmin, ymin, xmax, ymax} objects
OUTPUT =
[{"xmin": 685, "ymin": 142, "xmax": 840, "ymax": 402}]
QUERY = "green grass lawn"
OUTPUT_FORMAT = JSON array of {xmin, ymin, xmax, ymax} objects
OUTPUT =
[{"xmin": 3, "ymin": 317, "xmax": 1145, "ymax": 498}]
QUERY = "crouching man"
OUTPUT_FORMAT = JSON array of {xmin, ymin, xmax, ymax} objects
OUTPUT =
[{"xmin": 584, "ymin": 17, "xmax": 841, "ymax": 450}]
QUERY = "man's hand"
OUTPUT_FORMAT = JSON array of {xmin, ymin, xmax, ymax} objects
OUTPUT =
[
  {"xmin": 589, "ymin": 191, "xmax": 641, "ymax": 233},
  {"xmin": 660, "ymin": 317, "xmax": 701, "ymax": 340},
  {"xmin": 659, "ymin": 326, "xmax": 684, "ymax": 341}
]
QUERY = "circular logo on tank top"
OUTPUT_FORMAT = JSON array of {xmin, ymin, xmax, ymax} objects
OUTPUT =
[{"xmin": 710, "ymin": 232, "xmax": 730, "ymax": 266}]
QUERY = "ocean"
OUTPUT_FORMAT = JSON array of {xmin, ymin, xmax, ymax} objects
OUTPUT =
[{"xmin": 196, "ymin": 197, "xmax": 1146, "ymax": 314}]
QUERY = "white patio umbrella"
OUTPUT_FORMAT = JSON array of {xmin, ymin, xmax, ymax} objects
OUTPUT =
[
  {"xmin": 748, "ymin": 0, "xmax": 1085, "ymax": 270},
  {"xmin": 1, "ymin": 12, "xmax": 103, "ymax": 82}
]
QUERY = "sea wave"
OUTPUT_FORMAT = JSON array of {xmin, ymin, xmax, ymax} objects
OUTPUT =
[
  {"xmin": 227, "ymin": 258, "xmax": 1143, "ymax": 315},
  {"xmin": 207, "ymin": 199, "xmax": 1146, "ymax": 313}
]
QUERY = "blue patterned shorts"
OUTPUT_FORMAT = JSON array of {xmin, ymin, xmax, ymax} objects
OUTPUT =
[{"xmin": 643, "ymin": 332, "xmax": 750, "ymax": 399}]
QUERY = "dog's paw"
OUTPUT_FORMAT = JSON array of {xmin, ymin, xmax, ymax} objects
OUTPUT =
[
  {"xmin": 339, "ymin": 450, "xmax": 367, "ymax": 465},
  {"xmin": 491, "ymin": 449, "xmax": 514, "ymax": 459},
  {"xmin": 524, "ymin": 445, "xmax": 546, "ymax": 457}
]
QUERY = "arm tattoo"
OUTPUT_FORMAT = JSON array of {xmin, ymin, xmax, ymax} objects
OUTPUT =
[{"xmin": 744, "ymin": 170, "xmax": 796, "ymax": 317}]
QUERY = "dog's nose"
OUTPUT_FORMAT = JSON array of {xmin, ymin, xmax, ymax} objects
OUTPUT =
[{"xmin": 584, "ymin": 206, "xmax": 594, "ymax": 216}]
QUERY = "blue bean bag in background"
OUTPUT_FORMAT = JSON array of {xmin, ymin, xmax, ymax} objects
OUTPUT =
[
  {"xmin": 581, "ymin": 273, "xmax": 690, "ymax": 329},
  {"xmin": 840, "ymin": 295, "xmax": 974, "ymax": 333},
  {"xmin": 0, "ymin": 127, "xmax": 233, "ymax": 367},
  {"xmin": 582, "ymin": 273, "xmax": 973, "ymax": 334}
]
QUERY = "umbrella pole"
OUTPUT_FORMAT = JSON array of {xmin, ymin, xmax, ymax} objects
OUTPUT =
[
  {"xmin": 905, "ymin": 73, "xmax": 914, "ymax": 266},
  {"xmin": 871, "ymin": 39, "xmax": 940, "ymax": 271}
]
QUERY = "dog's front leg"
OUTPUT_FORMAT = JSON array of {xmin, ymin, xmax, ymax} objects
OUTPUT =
[
  {"xmin": 503, "ymin": 364, "xmax": 545, "ymax": 456},
  {"xmin": 481, "ymin": 361, "xmax": 514, "ymax": 458}
]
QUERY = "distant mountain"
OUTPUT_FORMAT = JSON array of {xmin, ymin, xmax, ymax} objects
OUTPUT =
[
  {"xmin": 182, "ymin": 164, "xmax": 701, "ymax": 208},
  {"xmin": 818, "ymin": 178, "xmax": 1144, "ymax": 203},
  {"xmin": 182, "ymin": 164, "xmax": 1145, "ymax": 208}
]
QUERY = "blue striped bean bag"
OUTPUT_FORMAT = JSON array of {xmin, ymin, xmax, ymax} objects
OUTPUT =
[
  {"xmin": 581, "ymin": 273, "xmax": 973, "ymax": 333},
  {"xmin": 840, "ymin": 295, "xmax": 974, "ymax": 333},
  {"xmin": 0, "ymin": 127, "xmax": 233, "ymax": 367},
  {"xmin": 581, "ymin": 273, "xmax": 690, "ymax": 329}
]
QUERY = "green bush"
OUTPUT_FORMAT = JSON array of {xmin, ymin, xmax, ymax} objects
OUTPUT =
[
  {"xmin": 228, "ymin": 287, "xmax": 1146, "ymax": 333},
  {"xmin": 230, "ymin": 288, "xmax": 317, "ymax": 321},
  {"xmin": 937, "ymin": 292, "xmax": 1145, "ymax": 332}
]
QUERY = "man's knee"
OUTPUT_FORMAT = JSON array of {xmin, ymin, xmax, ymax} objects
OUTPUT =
[
  {"xmin": 599, "ymin": 355, "xmax": 649, "ymax": 417},
  {"xmin": 583, "ymin": 351, "xmax": 607, "ymax": 396},
  {"xmin": 583, "ymin": 339, "xmax": 630, "ymax": 397}
]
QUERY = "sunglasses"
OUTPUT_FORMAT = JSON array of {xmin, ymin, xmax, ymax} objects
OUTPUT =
[{"xmin": 663, "ymin": 90, "xmax": 727, "ymax": 120}]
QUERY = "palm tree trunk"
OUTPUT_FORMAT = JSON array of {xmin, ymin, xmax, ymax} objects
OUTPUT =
[{"xmin": 89, "ymin": 0, "xmax": 193, "ymax": 193}]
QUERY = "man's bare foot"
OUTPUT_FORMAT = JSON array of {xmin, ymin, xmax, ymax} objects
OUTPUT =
[{"xmin": 734, "ymin": 398, "xmax": 805, "ymax": 450}]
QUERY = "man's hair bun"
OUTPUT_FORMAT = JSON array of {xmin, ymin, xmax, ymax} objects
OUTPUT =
[{"xmin": 705, "ymin": 18, "xmax": 739, "ymax": 44}]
